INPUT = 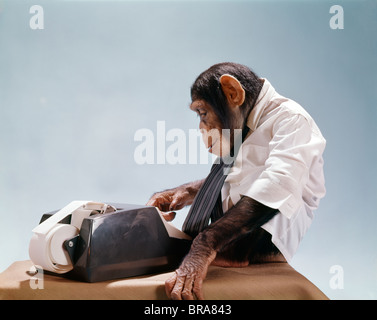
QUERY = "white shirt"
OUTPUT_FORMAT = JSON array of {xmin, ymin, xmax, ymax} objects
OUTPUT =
[{"xmin": 221, "ymin": 79, "xmax": 326, "ymax": 261}]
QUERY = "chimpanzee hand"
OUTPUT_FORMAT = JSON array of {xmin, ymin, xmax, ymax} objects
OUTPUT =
[
  {"xmin": 165, "ymin": 196, "xmax": 281, "ymax": 299},
  {"xmin": 146, "ymin": 180, "xmax": 204, "ymax": 221},
  {"xmin": 165, "ymin": 237, "xmax": 216, "ymax": 300},
  {"xmin": 146, "ymin": 188, "xmax": 189, "ymax": 212},
  {"xmin": 146, "ymin": 188, "xmax": 189, "ymax": 221}
]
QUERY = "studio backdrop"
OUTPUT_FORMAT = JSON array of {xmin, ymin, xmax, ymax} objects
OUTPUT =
[{"xmin": 0, "ymin": 0, "xmax": 376, "ymax": 300}]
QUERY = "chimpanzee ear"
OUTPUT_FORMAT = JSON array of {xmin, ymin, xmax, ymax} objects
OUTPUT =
[{"xmin": 219, "ymin": 74, "xmax": 245, "ymax": 108}]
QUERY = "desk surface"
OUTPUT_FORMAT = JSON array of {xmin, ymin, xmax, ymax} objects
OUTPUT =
[{"xmin": 0, "ymin": 260, "xmax": 328, "ymax": 300}]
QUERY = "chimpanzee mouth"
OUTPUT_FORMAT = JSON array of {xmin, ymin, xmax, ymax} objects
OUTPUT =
[{"xmin": 208, "ymin": 139, "xmax": 218, "ymax": 152}]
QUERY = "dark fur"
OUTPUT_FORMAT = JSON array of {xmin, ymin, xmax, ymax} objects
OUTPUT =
[
  {"xmin": 193, "ymin": 197, "xmax": 281, "ymax": 264},
  {"xmin": 191, "ymin": 62, "xmax": 263, "ymax": 129}
]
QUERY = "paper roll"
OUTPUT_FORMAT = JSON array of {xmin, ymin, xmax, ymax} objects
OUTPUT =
[{"xmin": 29, "ymin": 223, "xmax": 79, "ymax": 274}]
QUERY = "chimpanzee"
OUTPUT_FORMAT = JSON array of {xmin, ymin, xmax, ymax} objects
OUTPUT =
[{"xmin": 147, "ymin": 62, "xmax": 326, "ymax": 300}]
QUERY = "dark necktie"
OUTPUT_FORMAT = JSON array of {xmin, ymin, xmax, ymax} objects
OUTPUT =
[
  {"xmin": 182, "ymin": 159, "xmax": 230, "ymax": 237},
  {"xmin": 182, "ymin": 128, "xmax": 249, "ymax": 237}
]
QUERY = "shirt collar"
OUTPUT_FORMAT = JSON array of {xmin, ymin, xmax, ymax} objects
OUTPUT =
[{"xmin": 246, "ymin": 78, "xmax": 276, "ymax": 133}]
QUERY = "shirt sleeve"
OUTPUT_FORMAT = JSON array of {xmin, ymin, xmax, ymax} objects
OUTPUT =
[{"xmin": 241, "ymin": 113, "xmax": 318, "ymax": 219}]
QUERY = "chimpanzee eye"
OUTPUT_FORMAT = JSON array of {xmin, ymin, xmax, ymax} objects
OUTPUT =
[{"xmin": 194, "ymin": 106, "xmax": 207, "ymax": 119}]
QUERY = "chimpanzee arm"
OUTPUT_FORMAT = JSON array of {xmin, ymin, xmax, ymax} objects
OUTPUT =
[
  {"xmin": 196, "ymin": 196, "xmax": 279, "ymax": 253},
  {"xmin": 165, "ymin": 196, "xmax": 279, "ymax": 300}
]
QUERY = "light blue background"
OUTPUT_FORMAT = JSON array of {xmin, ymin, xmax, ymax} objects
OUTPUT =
[{"xmin": 0, "ymin": 0, "xmax": 376, "ymax": 299}]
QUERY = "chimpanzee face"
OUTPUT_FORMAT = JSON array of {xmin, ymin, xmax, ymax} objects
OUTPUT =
[{"xmin": 190, "ymin": 99, "xmax": 231, "ymax": 157}]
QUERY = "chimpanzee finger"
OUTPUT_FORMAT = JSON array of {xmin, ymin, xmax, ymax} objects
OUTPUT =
[
  {"xmin": 165, "ymin": 273, "xmax": 177, "ymax": 299},
  {"xmin": 169, "ymin": 197, "xmax": 185, "ymax": 211},
  {"xmin": 170, "ymin": 274, "xmax": 186, "ymax": 300},
  {"xmin": 147, "ymin": 195, "xmax": 171, "ymax": 211},
  {"xmin": 193, "ymin": 277, "xmax": 205, "ymax": 300},
  {"xmin": 181, "ymin": 276, "xmax": 195, "ymax": 300}
]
